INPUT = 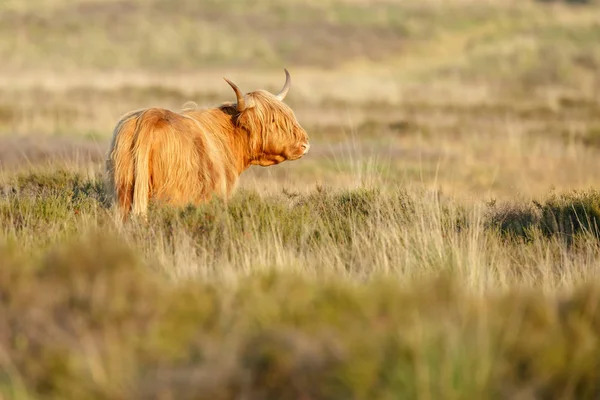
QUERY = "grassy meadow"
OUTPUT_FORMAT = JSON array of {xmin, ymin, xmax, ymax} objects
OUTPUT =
[{"xmin": 2, "ymin": 0, "xmax": 600, "ymax": 398}]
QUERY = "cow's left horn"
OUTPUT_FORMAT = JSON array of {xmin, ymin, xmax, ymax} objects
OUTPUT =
[
  {"xmin": 275, "ymin": 68, "xmax": 291, "ymax": 101},
  {"xmin": 223, "ymin": 77, "xmax": 246, "ymax": 112}
]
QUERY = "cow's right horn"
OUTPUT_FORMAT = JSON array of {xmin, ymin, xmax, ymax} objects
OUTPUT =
[
  {"xmin": 224, "ymin": 77, "xmax": 246, "ymax": 112},
  {"xmin": 275, "ymin": 68, "xmax": 291, "ymax": 101}
]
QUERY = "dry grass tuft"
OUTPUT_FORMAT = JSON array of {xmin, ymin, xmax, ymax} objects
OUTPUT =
[{"xmin": 2, "ymin": 230, "xmax": 600, "ymax": 398}]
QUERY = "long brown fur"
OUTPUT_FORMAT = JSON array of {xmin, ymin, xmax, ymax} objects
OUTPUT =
[{"xmin": 105, "ymin": 70, "xmax": 309, "ymax": 220}]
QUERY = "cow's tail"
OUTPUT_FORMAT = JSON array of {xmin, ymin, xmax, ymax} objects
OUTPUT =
[
  {"xmin": 131, "ymin": 110, "xmax": 165, "ymax": 217},
  {"xmin": 106, "ymin": 109, "xmax": 143, "ymax": 221}
]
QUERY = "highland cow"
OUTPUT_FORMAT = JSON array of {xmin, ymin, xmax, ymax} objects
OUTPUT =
[{"xmin": 105, "ymin": 69, "xmax": 309, "ymax": 219}]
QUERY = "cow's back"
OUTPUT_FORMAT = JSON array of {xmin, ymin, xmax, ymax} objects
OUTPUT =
[
  {"xmin": 143, "ymin": 109, "xmax": 230, "ymax": 208},
  {"xmin": 107, "ymin": 106, "xmax": 236, "ymax": 218}
]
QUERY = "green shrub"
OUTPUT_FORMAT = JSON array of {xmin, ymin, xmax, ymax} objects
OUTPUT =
[
  {"xmin": 485, "ymin": 199, "xmax": 540, "ymax": 240},
  {"xmin": 537, "ymin": 190, "xmax": 600, "ymax": 243},
  {"xmin": 486, "ymin": 190, "xmax": 600, "ymax": 244}
]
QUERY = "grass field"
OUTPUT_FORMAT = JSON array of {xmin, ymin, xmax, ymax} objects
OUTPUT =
[{"xmin": 2, "ymin": 0, "xmax": 600, "ymax": 398}]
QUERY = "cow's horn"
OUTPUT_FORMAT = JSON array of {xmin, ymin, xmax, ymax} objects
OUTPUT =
[
  {"xmin": 275, "ymin": 68, "xmax": 291, "ymax": 101},
  {"xmin": 223, "ymin": 77, "xmax": 246, "ymax": 112}
]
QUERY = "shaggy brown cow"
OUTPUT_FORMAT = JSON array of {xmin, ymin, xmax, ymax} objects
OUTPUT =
[{"xmin": 105, "ymin": 69, "xmax": 309, "ymax": 219}]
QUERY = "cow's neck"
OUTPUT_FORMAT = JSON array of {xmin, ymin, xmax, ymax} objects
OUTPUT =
[
  {"xmin": 225, "ymin": 125, "xmax": 253, "ymax": 175},
  {"xmin": 188, "ymin": 107, "xmax": 254, "ymax": 176}
]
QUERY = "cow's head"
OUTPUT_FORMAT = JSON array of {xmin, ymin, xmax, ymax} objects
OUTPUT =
[{"xmin": 223, "ymin": 69, "xmax": 309, "ymax": 167}]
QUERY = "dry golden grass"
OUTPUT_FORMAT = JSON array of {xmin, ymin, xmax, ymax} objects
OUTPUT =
[{"xmin": 3, "ymin": 169, "xmax": 600, "ymax": 398}]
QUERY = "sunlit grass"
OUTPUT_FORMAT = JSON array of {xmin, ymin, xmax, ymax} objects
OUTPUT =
[{"xmin": 2, "ymin": 171, "xmax": 600, "ymax": 398}]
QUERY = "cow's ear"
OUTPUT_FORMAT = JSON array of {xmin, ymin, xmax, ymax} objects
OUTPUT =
[{"xmin": 241, "ymin": 97, "xmax": 256, "ymax": 110}]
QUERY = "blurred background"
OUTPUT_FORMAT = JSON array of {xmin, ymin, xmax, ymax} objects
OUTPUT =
[{"xmin": 1, "ymin": 0, "xmax": 600, "ymax": 202}]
